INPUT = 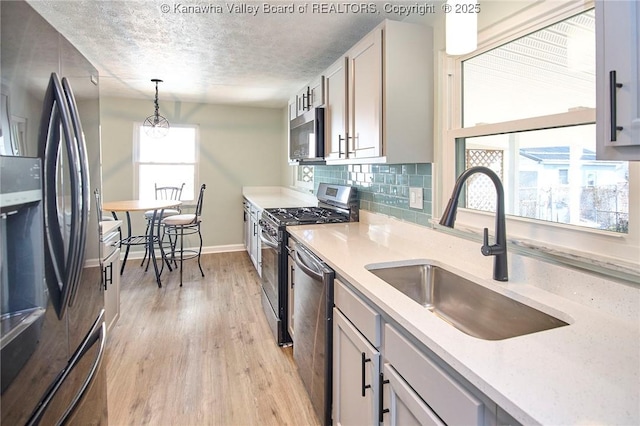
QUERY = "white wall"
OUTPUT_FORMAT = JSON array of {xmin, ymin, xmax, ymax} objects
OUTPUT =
[{"xmin": 100, "ymin": 97, "xmax": 288, "ymax": 251}]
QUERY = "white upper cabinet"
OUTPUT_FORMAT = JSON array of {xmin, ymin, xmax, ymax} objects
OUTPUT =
[
  {"xmin": 309, "ymin": 76, "xmax": 325, "ymax": 109},
  {"xmin": 325, "ymin": 20, "xmax": 434, "ymax": 164},
  {"xmin": 293, "ymin": 76, "xmax": 326, "ymax": 118},
  {"xmin": 288, "ymin": 97, "xmax": 298, "ymax": 121},
  {"xmin": 325, "ymin": 57, "xmax": 349, "ymax": 160},
  {"xmin": 596, "ymin": 0, "xmax": 640, "ymax": 160},
  {"xmin": 349, "ymin": 28, "xmax": 383, "ymax": 160}
]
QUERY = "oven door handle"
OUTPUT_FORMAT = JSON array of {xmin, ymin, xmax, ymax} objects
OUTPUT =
[
  {"xmin": 294, "ymin": 247, "xmax": 323, "ymax": 281},
  {"xmin": 259, "ymin": 231, "xmax": 279, "ymax": 249}
]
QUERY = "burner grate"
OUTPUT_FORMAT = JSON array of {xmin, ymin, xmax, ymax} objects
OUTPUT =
[{"xmin": 264, "ymin": 206, "xmax": 350, "ymax": 226}]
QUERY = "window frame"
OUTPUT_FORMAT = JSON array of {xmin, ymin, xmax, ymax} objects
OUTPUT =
[
  {"xmin": 290, "ymin": 164, "xmax": 315, "ymax": 192},
  {"xmin": 439, "ymin": 0, "xmax": 640, "ymax": 267},
  {"xmin": 132, "ymin": 122, "xmax": 200, "ymax": 204}
]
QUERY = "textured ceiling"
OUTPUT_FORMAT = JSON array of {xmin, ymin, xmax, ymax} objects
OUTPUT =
[{"xmin": 27, "ymin": 0, "xmax": 424, "ymax": 108}]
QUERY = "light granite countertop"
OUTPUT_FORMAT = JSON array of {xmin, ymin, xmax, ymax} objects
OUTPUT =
[
  {"xmin": 242, "ymin": 186, "xmax": 317, "ymax": 209},
  {"xmin": 288, "ymin": 211, "xmax": 640, "ymax": 426}
]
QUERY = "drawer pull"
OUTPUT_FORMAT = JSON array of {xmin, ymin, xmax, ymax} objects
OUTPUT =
[{"xmin": 361, "ymin": 352, "xmax": 372, "ymax": 397}]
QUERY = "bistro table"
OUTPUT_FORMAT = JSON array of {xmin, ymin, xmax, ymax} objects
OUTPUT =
[{"xmin": 102, "ymin": 199, "xmax": 181, "ymax": 287}]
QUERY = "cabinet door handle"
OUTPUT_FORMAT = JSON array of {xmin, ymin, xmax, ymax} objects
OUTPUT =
[
  {"xmin": 103, "ymin": 263, "xmax": 113, "ymax": 290},
  {"xmin": 338, "ymin": 133, "xmax": 350, "ymax": 158},
  {"xmin": 103, "ymin": 266, "xmax": 107, "ymax": 291},
  {"xmin": 609, "ymin": 70, "xmax": 624, "ymax": 141},
  {"xmin": 378, "ymin": 371, "xmax": 390, "ymax": 422},
  {"xmin": 361, "ymin": 352, "xmax": 372, "ymax": 396}
]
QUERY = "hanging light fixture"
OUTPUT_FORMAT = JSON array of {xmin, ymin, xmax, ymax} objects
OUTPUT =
[
  {"xmin": 446, "ymin": 0, "xmax": 478, "ymax": 56},
  {"xmin": 143, "ymin": 78, "xmax": 170, "ymax": 138}
]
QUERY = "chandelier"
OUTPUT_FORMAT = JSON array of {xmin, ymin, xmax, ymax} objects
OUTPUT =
[{"xmin": 143, "ymin": 78, "xmax": 170, "ymax": 138}]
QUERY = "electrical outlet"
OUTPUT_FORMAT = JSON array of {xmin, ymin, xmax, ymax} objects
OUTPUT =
[{"xmin": 409, "ymin": 187, "xmax": 423, "ymax": 209}]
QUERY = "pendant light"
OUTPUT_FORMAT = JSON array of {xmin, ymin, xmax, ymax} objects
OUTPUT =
[
  {"xmin": 143, "ymin": 78, "xmax": 170, "ymax": 138},
  {"xmin": 446, "ymin": 0, "xmax": 478, "ymax": 56}
]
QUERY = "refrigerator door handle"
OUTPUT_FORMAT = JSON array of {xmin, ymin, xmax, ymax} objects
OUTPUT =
[
  {"xmin": 61, "ymin": 77, "xmax": 90, "ymax": 308},
  {"xmin": 39, "ymin": 72, "xmax": 81, "ymax": 319},
  {"xmin": 25, "ymin": 311, "xmax": 107, "ymax": 426},
  {"xmin": 42, "ymin": 107, "xmax": 66, "ymax": 292}
]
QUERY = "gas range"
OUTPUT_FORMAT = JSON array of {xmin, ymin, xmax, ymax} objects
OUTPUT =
[
  {"xmin": 258, "ymin": 183, "xmax": 358, "ymax": 347},
  {"xmin": 260, "ymin": 183, "xmax": 359, "ymax": 229}
]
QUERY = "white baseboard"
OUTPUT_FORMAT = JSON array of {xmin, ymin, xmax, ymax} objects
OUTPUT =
[
  {"xmin": 123, "ymin": 244, "xmax": 246, "ymax": 260},
  {"xmin": 201, "ymin": 244, "xmax": 246, "ymax": 254},
  {"xmin": 85, "ymin": 245, "xmax": 247, "ymax": 268}
]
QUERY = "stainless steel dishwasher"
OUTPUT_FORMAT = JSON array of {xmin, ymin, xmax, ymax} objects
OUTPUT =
[{"xmin": 292, "ymin": 241, "xmax": 334, "ymax": 426}]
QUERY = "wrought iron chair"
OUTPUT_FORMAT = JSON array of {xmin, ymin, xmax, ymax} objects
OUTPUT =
[
  {"xmin": 141, "ymin": 183, "xmax": 185, "ymax": 267},
  {"xmin": 161, "ymin": 184, "xmax": 206, "ymax": 286}
]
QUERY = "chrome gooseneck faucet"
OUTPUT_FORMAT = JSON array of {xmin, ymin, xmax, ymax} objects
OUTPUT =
[{"xmin": 439, "ymin": 166, "xmax": 508, "ymax": 281}]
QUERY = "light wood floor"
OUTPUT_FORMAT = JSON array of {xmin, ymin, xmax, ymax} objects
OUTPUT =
[{"xmin": 105, "ymin": 251, "xmax": 320, "ymax": 426}]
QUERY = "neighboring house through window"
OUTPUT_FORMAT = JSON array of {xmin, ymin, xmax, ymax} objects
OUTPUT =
[
  {"xmin": 443, "ymin": 0, "xmax": 637, "ymax": 263},
  {"xmin": 447, "ymin": 5, "xmax": 629, "ymax": 234},
  {"xmin": 558, "ymin": 169, "xmax": 569, "ymax": 185}
]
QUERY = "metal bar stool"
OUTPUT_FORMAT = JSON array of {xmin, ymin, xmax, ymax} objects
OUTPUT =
[
  {"xmin": 142, "ymin": 183, "xmax": 184, "ymax": 268},
  {"xmin": 161, "ymin": 184, "xmax": 206, "ymax": 286}
]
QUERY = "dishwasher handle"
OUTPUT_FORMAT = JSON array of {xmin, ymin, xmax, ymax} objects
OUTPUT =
[{"xmin": 294, "ymin": 246, "xmax": 324, "ymax": 282}]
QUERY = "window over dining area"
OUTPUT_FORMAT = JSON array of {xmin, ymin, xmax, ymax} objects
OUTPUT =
[{"xmin": 133, "ymin": 124, "xmax": 199, "ymax": 202}]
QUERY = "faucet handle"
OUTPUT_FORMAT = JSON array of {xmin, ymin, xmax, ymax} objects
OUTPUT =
[{"xmin": 481, "ymin": 228, "xmax": 492, "ymax": 256}]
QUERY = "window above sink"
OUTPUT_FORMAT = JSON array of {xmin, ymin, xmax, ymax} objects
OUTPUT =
[{"xmin": 441, "ymin": 1, "xmax": 639, "ymax": 273}]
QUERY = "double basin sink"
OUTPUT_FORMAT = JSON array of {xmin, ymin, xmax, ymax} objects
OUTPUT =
[{"xmin": 366, "ymin": 260, "xmax": 568, "ymax": 340}]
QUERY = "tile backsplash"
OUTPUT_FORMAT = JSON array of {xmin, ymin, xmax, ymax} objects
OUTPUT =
[{"xmin": 314, "ymin": 163, "xmax": 433, "ymax": 226}]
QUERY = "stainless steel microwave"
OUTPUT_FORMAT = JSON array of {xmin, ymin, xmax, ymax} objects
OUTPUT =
[{"xmin": 289, "ymin": 107, "xmax": 325, "ymax": 164}]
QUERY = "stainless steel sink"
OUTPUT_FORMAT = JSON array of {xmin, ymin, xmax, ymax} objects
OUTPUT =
[{"xmin": 366, "ymin": 260, "xmax": 569, "ymax": 340}]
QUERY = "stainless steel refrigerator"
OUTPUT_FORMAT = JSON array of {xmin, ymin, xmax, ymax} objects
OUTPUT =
[{"xmin": 1, "ymin": 1, "xmax": 108, "ymax": 424}]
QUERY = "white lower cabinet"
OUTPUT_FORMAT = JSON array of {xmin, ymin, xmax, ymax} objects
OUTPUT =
[
  {"xmin": 247, "ymin": 201, "xmax": 262, "ymax": 276},
  {"xmin": 103, "ymin": 247, "xmax": 120, "ymax": 332},
  {"xmin": 243, "ymin": 200, "xmax": 251, "ymax": 251},
  {"xmin": 101, "ymin": 221, "xmax": 121, "ymax": 333},
  {"xmin": 333, "ymin": 309, "xmax": 380, "ymax": 426},
  {"xmin": 382, "ymin": 363, "xmax": 444, "ymax": 426},
  {"xmin": 333, "ymin": 278, "xmax": 513, "ymax": 426},
  {"xmin": 383, "ymin": 324, "xmax": 484, "ymax": 426}
]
